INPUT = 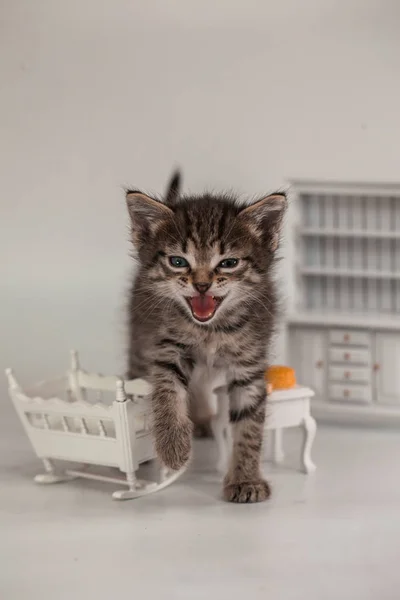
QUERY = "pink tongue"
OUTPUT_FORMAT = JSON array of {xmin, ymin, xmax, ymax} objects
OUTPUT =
[{"xmin": 190, "ymin": 295, "xmax": 216, "ymax": 319}]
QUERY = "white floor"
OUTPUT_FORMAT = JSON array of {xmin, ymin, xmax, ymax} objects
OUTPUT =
[{"xmin": 1, "ymin": 406, "xmax": 400, "ymax": 600}]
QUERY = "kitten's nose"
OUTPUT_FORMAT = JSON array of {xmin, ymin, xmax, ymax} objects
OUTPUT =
[{"xmin": 193, "ymin": 282, "xmax": 212, "ymax": 294}]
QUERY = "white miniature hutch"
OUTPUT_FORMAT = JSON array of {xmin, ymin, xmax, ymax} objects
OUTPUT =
[{"xmin": 285, "ymin": 180, "xmax": 400, "ymax": 425}]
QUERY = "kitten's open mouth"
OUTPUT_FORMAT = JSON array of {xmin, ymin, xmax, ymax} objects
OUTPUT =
[{"xmin": 186, "ymin": 295, "xmax": 223, "ymax": 322}]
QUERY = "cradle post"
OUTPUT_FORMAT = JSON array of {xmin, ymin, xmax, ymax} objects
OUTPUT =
[
  {"xmin": 113, "ymin": 378, "xmax": 137, "ymax": 497},
  {"xmin": 5, "ymin": 368, "xmax": 21, "ymax": 392},
  {"xmin": 69, "ymin": 349, "xmax": 85, "ymax": 402}
]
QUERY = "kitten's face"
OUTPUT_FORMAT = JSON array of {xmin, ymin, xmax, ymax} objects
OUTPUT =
[
  {"xmin": 158, "ymin": 233, "xmax": 253, "ymax": 322},
  {"xmin": 127, "ymin": 180, "xmax": 286, "ymax": 325}
]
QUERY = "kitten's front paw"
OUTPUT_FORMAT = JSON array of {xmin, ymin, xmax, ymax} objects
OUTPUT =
[
  {"xmin": 155, "ymin": 421, "xmax": 192, "ymax": 471},
  {"xmin": 223, "ymin": 479, "xmax": 271, "ymax": 503}
]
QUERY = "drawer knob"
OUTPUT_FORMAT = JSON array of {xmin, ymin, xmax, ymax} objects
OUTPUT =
[
  {"xmin": 316, "ymin": 360, "xmax": 324, "ymax": 369},
  {"xmin": 343, "ymin": 389, "xmax": 350, "ymax": 398},
  {"xmin": 344, "ymin": 334, "xmax": 350, "ymax": 342},
  {"xmin": 373, "ymin": 363, "xmax": 380, "ymax": 372},
  {"xmin": 344, "ymin": 352, "xmax": 351, "ymax": 360},
  {"xmin": 344, "ymin": 371, "xmax": 351, "ymax": 379}
]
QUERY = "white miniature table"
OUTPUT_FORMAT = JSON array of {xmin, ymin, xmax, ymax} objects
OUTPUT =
[
  {"xmin": 213, "ymin": 384, "xmax": 317, "ymax": 475},
  {"xmin": 266, "ymin": 385, "xmax": 316, "ymax": 473}
]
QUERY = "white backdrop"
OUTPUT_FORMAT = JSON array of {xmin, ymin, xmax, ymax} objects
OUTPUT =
[{"xmin": 1, "ymin": 0, "xmax": 400, "ymax": 395}]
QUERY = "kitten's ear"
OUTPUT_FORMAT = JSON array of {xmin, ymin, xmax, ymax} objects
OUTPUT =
[
  {"xmin": 164, "ymin": 170, "xmax": 181, "ymax": 206},
  {"xmin": 238, "ymin": 193, "xmax": 287, "ymax": 251},
  {"xmin": 126, "ymin": 191, "xmax": 173, "ymax": 246}
]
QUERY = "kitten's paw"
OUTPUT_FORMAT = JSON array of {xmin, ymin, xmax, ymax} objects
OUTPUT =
[
  {"xmin": 155, "ymin": 421, "xmax": 192, "ymax": 471},
  {"xmin": 223, "ymin": 479, "xmax": 271, "ymax": 503}
]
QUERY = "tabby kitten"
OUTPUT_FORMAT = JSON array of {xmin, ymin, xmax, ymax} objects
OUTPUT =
[{"xmin": 126, "ymin": 172, "xmax": 286, "ymax": 503}]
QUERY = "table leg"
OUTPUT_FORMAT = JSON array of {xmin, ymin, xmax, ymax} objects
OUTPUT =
[
  {"xmin": 212, "ymin": 386, "xmax": 232, "ymax": 474},
  {"xmin": 301, "ymin": 415, "xmax": 317, "ymax": 474},
  {"xmin": 272, "ymin": 428, "xmax": 284, "ymax": 464}
]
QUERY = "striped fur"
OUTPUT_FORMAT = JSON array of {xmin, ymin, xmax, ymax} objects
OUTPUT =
[{"xmin": 126, "ymin": 172, "xmax": 287, "ymax": 503}]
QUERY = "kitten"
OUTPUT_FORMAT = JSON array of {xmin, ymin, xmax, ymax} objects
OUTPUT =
[{"xmin": 126, "ymin": 172, "xmax": 286, "ymax": 503}]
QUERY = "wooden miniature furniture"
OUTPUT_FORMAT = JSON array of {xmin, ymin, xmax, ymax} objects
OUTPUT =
[
  {"xmin": 6, "ymin": 351, "xmax": 186, "ymax": 500},
  {"xmin": 285, "ymin": 180, "xmax": 400, "ymax": 425},
  {"xmin": 213, "ymin": 384, "xmax": 317, "ymax": 474},
  {"xmin": 265, "ymin": 386, "xmax": 316, "ymax": 473}
]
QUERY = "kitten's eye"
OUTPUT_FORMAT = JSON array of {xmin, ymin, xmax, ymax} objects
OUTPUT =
[
  {"xmin": 169, "ymin": 256, "xmax": 189, "ymax": 268},
  {"xmin": 218, "ymin": 258, "xmax": 239, "ymax": 269}
]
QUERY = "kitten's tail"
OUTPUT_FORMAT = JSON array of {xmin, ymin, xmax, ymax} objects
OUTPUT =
[{"xmin": 165, "ymin": 169, "xmax": 181, "ymax": 205}]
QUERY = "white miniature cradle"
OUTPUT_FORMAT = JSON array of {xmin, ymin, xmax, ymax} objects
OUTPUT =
[{"xmin": 6, "ymin": 351, "xmax": 186, "ymax": 500}]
